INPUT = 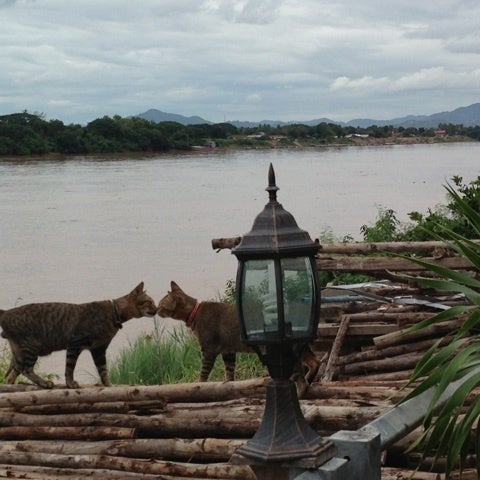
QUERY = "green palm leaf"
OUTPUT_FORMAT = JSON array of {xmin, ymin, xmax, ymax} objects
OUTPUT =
[{"xmin": 397, "ymin": 180, "xmax": 480, "ymax": 477}]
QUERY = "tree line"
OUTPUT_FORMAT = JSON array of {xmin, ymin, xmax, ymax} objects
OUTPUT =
[{"xmin": 1, "ymin": 111, "xmax": 480, "ymax": 156}]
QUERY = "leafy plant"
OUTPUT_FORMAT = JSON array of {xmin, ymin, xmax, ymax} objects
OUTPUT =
[
  {"xmin": 400, "ymin": 181, "xmax": 480, "ymax": 476},
  {"xmin": 361, "ymin": 207, "xmax": 401, "ymax": 242}
]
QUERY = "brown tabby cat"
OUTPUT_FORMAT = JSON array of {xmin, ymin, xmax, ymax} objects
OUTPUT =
[
  {"xmin": 0, "ymin": 282, "xmax": 157, "ymax": 389},
  {"xmin": 157, "ymin": 281, "xmax": 321, "ymax": 389}
]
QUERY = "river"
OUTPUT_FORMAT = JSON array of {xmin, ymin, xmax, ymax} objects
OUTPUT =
[{"xmin": 1, "ymin": 142, "xmax": 479, "ymax": 383}]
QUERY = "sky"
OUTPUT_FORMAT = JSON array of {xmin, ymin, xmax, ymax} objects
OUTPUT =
[{"xmin": 1, "ymin": 0, "xmax": 480, "ymax": 125}]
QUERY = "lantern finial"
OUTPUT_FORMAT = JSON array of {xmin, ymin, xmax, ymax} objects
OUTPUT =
[{"xmin": 266, "ymin": 163, "xmax": 279, "ymax": 202}]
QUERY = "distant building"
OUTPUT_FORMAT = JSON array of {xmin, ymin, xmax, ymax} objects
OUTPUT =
[
  {"xmin": 345, "ymin": 133, "xmax": 369, "ymax": 138},
  {"xmin": 269, "ymin": 134, "xmax": 287, "ymax": 141}
]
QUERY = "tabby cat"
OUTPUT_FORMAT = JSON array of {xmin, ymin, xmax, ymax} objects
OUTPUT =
[
  {"xmin": 157, "ymin": 281, "xmax": 321, "ymax": 390},
  {"xmin": 157, "ymin": 281, "xmax": 251, "ymax": 382},
  {"xmin": 0, "ymin": 282, "xmax": 157, "ymax": 389}
]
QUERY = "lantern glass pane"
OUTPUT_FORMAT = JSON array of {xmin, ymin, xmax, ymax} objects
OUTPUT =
[
  {"xmin": 281, "ymin": 257, "xmax": 314, "ymax": 338},
  {"xmin": 241, "ymin": 259, "xmax": 280, "ymax": 340}
]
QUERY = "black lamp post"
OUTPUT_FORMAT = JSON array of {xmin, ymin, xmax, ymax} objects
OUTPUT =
[{"xmin": 231, "ymin": 164, "xmax": 336, "ymax": 468}]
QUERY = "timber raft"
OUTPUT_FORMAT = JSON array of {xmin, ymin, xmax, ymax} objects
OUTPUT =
[{"xmin": 0, "ymin": 240, "xmax": 478, "ymax": 479}]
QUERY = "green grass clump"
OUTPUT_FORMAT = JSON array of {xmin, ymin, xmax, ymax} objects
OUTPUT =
[
  {"xmin": 109, "ymin": 321, "xmax": 265, "ymax": 385},
  {"xmin": 0, "ymin": 347, "xmax": 11, "ymax": 384}
]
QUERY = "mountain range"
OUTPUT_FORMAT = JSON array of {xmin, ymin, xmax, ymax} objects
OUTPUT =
[{"xmin": 134, "ymin": 102, "xmax": 480, "ymax": 129}]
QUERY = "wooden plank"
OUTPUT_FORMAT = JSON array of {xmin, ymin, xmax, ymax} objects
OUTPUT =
[
  {"xmin": 317, "ymin": 323, "xmax": 398, "ymax": 337},
  {"xmin": 316, "ymin": 255, "xmax": 473, "ymax": 272}
]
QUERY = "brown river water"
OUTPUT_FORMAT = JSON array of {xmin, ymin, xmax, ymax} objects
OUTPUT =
[{"xmin": 1, "ymin": 143, "xmax": 479, "ymax": 383}]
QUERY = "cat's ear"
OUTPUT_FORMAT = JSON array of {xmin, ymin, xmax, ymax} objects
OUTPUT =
[
  {"xmin": 171, "ymin": 281, "xmax": 181, "ymax": 292},
  {"xmin": 132, "ymin": 282, "xmax": 145, "ymax": 295}
]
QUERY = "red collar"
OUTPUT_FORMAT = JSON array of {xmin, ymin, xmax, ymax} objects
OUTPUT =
[{"xmin": 186, "ymin": 301, "xmax": 201, "ymax": 329}]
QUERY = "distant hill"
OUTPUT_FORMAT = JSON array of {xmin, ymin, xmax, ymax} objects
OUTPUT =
[
  {"xmin": 346, "ymin": 103, "xmax": 480, "ymax": 128},
  {"xmin": 228, "ymin": 118, "xmax": 335, "ymax": 128},
  {"xmin": 134, "ymin": 103, "xmax": 480, "ymax": 129},
  {"xmin": 133, "ymin": 109, "xmax": 212, "ymax": 125}
]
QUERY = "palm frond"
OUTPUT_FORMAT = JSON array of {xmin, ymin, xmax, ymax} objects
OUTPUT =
[{"xmin": 397, "ymin": 180, "xmax": 480, "ymax": 477}]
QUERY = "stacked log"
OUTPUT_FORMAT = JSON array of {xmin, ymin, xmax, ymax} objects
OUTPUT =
[
  {"xmin": 0, "ymin": 379, "xmax": 400, "ymax": 479},
  {"xmin": 0, "ymin": 239, "xmax": 476, "ymax": 478},
  {"xmin": 0, "ymin": 378, "xmax": 471, "ymax": 479}
]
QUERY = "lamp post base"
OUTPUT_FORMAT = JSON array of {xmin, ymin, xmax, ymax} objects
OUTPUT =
[{"xmin": 231, "ymin": 378, "xmax": 336, "ymax": 468}]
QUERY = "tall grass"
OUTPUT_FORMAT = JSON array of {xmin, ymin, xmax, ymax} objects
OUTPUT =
[{"xmin": 109, "ymin": 319, "xmax": 265, "ymax": 385}]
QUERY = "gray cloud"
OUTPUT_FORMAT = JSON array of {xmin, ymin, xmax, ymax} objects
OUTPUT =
[{"xmin": 1, "ymin": 0, "xmax": 479, "ymax": 124}]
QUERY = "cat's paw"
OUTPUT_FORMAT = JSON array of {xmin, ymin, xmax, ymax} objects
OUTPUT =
[{"xmin": 66, "ymin": 380, "xmax": 80, "ymax": 389}]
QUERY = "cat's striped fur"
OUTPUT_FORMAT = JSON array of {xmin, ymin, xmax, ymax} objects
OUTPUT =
[
  {"xmin": 157, "ymin": 281, "xmax": 322, "ymax": 393},
  {"xmin": 0, "ymin": 282, "xmax": 156, "ymax": 388}
]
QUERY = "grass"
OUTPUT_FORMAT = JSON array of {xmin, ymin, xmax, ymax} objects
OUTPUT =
[
  {"xmin": 0, "ymin": 320, "xmax": 264, "ymax": 386},
  {"xmin": 109, "ymin": 319, "xmax": 265, "ymax": 385},
  {"xmin": 0, "ymin": 345, "xmax": 59, "ymax": 385}
]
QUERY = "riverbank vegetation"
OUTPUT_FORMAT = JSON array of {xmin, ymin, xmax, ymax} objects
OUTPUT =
[{"xmin": 1, "ymin": 111, "xmax": 479, "ymax": 156}]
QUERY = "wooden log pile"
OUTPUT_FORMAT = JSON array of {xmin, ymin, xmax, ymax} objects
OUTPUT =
[
  {"xmin": 0, "ymin": 379, "xmax": 399, "ymax": 479},
  {"xmin": 210, "ymin": 238, "xmax": 480, "ymax": 477},
  {"xmin": 0, "ymin": 240, "xmax": 477, "ymax": 478},
  {"xmin": 316, "ymin": 293, "xmax": 470, "ymax": 384},
  {"xmin": 1, "ymin": 378, "xmax": 475, "ymax": 479},
  {"xmin": 213, "ymin": 236, "xmax": 477, "ymax": 385}
]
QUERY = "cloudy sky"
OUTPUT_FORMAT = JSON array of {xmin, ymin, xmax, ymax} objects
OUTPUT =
[{"xmin": 1, "ymin": 0, "xmax": 480, "ymax": 125}]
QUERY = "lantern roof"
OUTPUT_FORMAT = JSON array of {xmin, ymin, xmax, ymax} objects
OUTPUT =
[{"xmin": 232, "ymin": 163, "xmax": 319, "ymax": 259}]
